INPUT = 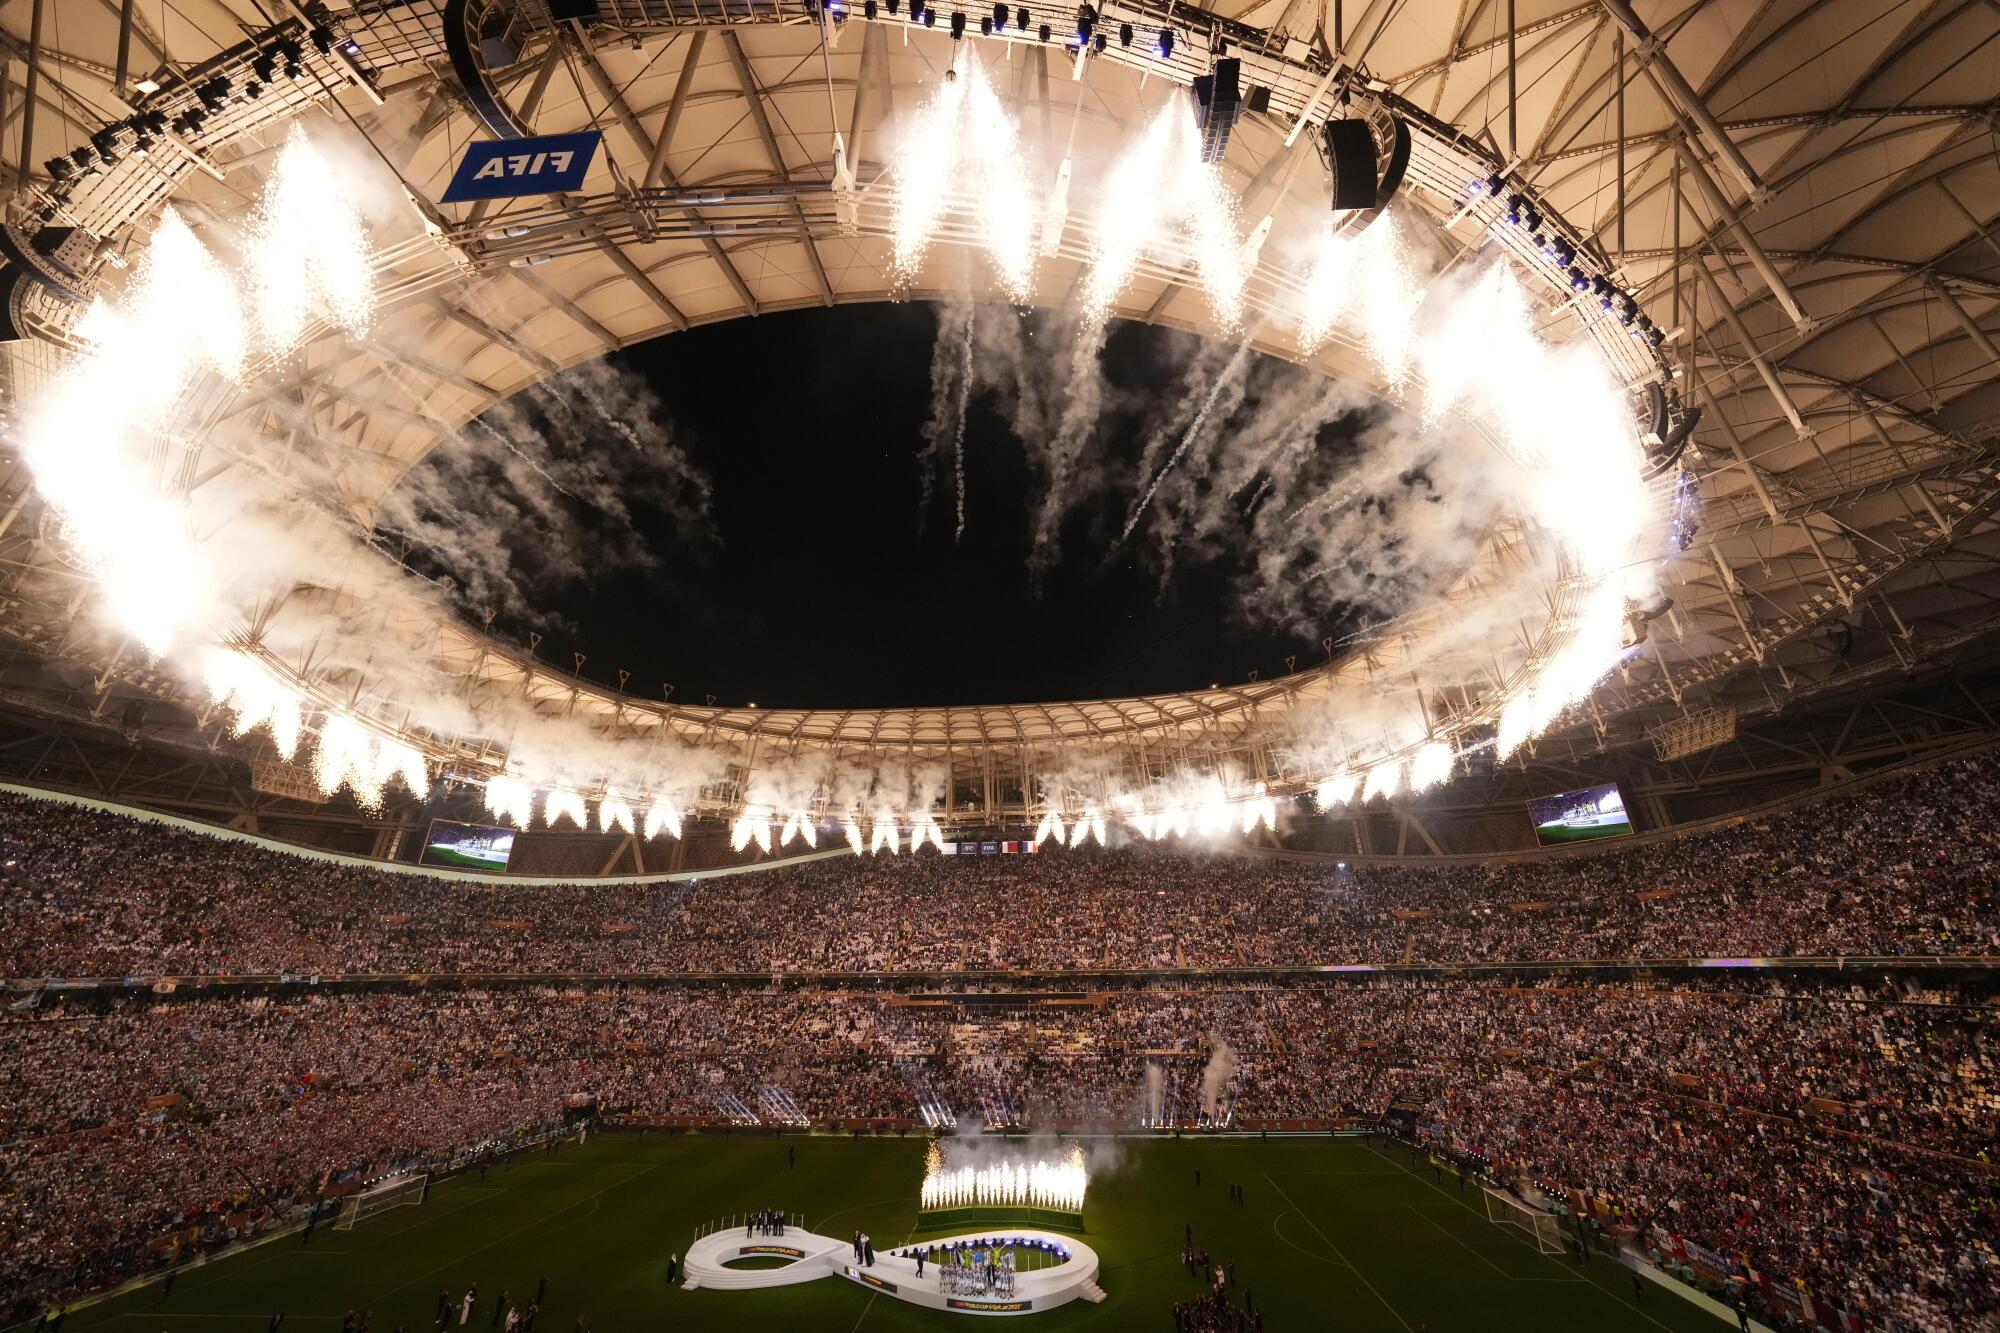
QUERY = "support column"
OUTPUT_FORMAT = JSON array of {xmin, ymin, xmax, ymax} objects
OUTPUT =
[
  {"xmin": 1693, "ymin": 257, "xmax": 1808, "ymax": 434},
  {"xmin": 1928, "ymin": 276, "xmax": 2000, "ymax": 368},
  {"xmin": 115, "ymin": 0, "xmax": 137, "ymax": 93},
  {"xmin": 1677, "ymin": 136, "xmax": 1810, "ymax": 331},
  {"xmin": 16, "ymin": 0, "xmax": 44, "ymax": 202},
  {"xmin": 1598, "ymin": 0, "xmax": 1765, "ymax": 200}
]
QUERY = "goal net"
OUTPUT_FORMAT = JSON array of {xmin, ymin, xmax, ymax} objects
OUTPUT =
[
  {"xmin": 1482, "ymin": 1188, "xmax": 1566, "ymax": 1255},
  {"xmin": 333, "ymin": 1174, "xmax": 427, "ymax": 1231}
]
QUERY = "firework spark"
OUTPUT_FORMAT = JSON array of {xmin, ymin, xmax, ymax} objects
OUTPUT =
[
  {"xmin": 889, "ymin": 56, "xmax": 1038, "ymax": 301},
  {"xmin": 920, "ymin": 1141, "xmax": 1088, "ymax": 1214}
]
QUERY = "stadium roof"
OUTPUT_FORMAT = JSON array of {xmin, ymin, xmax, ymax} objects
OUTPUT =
[{"xmin": 0, "ymin": 0, "xmax": 1996, "ymax": 826}]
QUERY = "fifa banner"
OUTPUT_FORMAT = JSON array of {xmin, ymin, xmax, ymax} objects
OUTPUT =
[
  {"xmin": 843, "ymin": 1266, "xmax": 897, "ymax": 1293},
  {"xmin": 441, "ymin": 130, "xmax": 603, "ymax": 203}
]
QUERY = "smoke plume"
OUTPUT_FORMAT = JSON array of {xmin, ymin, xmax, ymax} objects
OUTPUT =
[{"xmin": 1198, "ymin": 1036, "xmax": 1238, "ymax": 1115}]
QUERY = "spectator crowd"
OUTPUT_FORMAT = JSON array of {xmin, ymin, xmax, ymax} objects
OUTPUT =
[
  {"xmin": 0, "ymin": 755, "xmax": 1995, "ymax": 1330},
  {"xmin": 1, "ymin": 976, "xmax": 1992, "ymax": 1329},
  {"xmin": 2, "ymin": 755, "xmax": 1996, "ymax": 981}
]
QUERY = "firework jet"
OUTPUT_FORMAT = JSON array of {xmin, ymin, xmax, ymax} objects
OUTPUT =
[
  {"xmin": 9, "ymin": 61, "xmax": 1664, "ymax": 849},
  {"xmin": 890, "ymin": 53, "xmax": 1038, "ymax": 301},
  {"xmin": 16, "ymin": 130, "xmax": 418, "ymax": 808},
  {"xmin": 1082, "ymin": 98, "xmax": 1245, "ymax": 329},
  {"xmin": 920, "ymin": 1140, "xmax": 1088, "ymax": 1214}
]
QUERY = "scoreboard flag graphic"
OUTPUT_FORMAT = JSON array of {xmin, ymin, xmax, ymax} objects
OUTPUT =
[{"xmin": 441, "ymin": 130, "xmax": 603, "ymax": 203}]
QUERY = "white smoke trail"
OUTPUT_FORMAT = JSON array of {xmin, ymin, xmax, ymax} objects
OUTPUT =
[
  {"xmin": 1125, "ymin": 338, "xmax": 1237, "ymax": 523},
  {"xmin": 1198, "ymin": 1038, "xmax": 1238, "ymax": 1115},
  {"xmin": 954, "ymin": 308, "xmax": 973, "ymax": 543},
  {"xmin": 369, "ymin": 354, "xmax": 710, "ymax": 631},
  {"xmin": 1119, "ymin": 338, "xmax": 1254, "ymax": 545},
  {"xmin": 1025, "ymin": 326, "xmax": 1110, "ymax": 577}
]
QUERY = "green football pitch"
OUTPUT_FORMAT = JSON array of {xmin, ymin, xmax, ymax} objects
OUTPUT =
[{"xmin": 49, "ymin": 1135, "xmax": 1722, "ymax": 1333}]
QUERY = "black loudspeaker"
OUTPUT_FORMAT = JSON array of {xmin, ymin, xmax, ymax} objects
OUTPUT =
[
  {"xmin": 1191, "ymin": 58, "xmax": 1241, "ymax": 164},
  {"xmin": 546, "ymin": 0, "xmax": 601, "ymax": 19},
  {"xmin": 1323, "ymin": 119, "xmax": 1378, "ymax": 212},
  {"xmin": 0, "ymin": 269, "xmax": 30, "ymax": 343},
  {"xmin": 0, "ymin": 223, "xmax": 98, "ymax": 342},
  {"xmin": 1375, "ymin": 117, "xmax": 1412, "ymax": 209}
]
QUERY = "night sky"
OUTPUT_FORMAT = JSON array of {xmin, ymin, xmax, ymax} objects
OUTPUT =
[{"xmin": 456, "ymin": 304, "xmax": 1353, "ymax": 711}]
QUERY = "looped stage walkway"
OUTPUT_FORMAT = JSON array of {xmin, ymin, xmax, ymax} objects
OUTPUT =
[{"xmin": 683, "ymin": 1225, "xmax": 1104, "ymax": 1315}]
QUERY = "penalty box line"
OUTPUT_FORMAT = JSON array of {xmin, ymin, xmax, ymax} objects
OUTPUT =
[
  {"xmin": 1260, "ymin": 1171, "xmax": 1415, "ymax": 1333},
  {"xmin": 359, "ymin": 1162, "xmax": 659, "ymax": 1317},
  {"xmin": 1401, "ymin": 1202, "xmax": 1585, "ymax": 1283},
  {"xmin": 1362, "ymin": 1142, "xmax": 1688, "ymax": 1333}
]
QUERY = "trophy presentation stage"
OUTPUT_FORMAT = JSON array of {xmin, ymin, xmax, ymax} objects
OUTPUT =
[{"xmin": 682, "ymin": 1226, "xmax": 1104, "ymax": 1316}]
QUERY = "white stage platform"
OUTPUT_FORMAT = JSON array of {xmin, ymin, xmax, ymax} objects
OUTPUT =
[{"xmin": 683, "ymin": 1225, "xmax": 1103, "ymax": 1316}]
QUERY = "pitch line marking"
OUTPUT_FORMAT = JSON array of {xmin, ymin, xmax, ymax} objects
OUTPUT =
[
  {"xmin": 1401, "ymin": 1202, "xmax": 1583, "ymax": 1282},
  {"xmin": 811, "ymin": 1197, "xmax": 910, "ymax": 1233},
  {"xmin": 1361, "ymin": 1142, "xmax": 1686, "ymax": 1333},
  {"xmin": 114, "ymin": 1179, "xmax": 506, "ymax": 1316},
  {"xmin": 1261, "ymin": 1171, "xmax": 1414, "ymax": 1332},
  {"xmin": 1404, "ymin": 1201, "xmax": 1512, "ymax": 1276},
  {"xmin": 1270, "ymin": 1209, "xmax": 1351, "ymax": 1268},
  {"xmin": 1269, "ymin": 1169, "xmax": 1406, "ymax": 1176},
  {"xmin": 359, "ymin": 1162, "xmax": 658, "ymax": 1314},
  {"xmin": 102, "ymin": 1317, "xmax": 345, "ymax": 1327}
]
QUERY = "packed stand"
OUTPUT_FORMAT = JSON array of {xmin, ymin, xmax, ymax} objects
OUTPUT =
[
  {"xmin": 0, "ymin": 976, "xmax": 1993, "ymax": 1328},
  {"xmin": 3, "ymin": 755, "xmax": 1998, "ymax": 981}
]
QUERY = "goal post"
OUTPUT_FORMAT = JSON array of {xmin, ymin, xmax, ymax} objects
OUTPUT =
[
  {"xmin": 333, "ymin": 1174, "xmax": 428, "ymax": 1231},
  {"xmin": 1482, "ymin": 1187, "xmax": 1566, "ymax": 1255}
]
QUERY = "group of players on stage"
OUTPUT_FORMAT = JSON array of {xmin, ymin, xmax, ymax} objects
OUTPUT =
[{"xmin": 905, "ymin": 1241, "xmax": 1019, "ymax": 1298}]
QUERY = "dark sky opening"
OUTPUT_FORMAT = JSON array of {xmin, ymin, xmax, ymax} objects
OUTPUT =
[{"xmin": 419, "ymin": 303, "xmax": 1370, "ymax": 711}]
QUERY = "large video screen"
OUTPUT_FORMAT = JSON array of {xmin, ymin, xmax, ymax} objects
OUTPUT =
[
  {"xmin": 1527, "ymin": 784, "xmax": 1632, "ymax": 846},
  {"xmin": 419, "ymin": 819, "xmax": 517, "ymax": 871}
]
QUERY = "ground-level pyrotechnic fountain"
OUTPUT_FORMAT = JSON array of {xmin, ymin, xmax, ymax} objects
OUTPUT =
[
  {"xmin": 918, "ymin": 1140, "xmax": 1089, "ymax": 1230},
  {"xmin": 678, "ymin": 1139, "xmax": 1100, "ymax": 1315}
]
